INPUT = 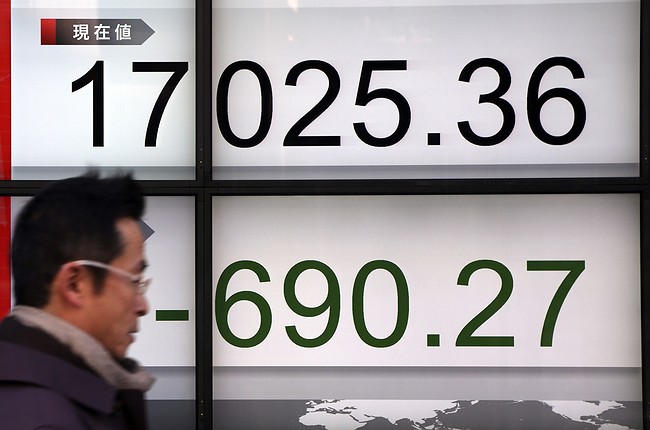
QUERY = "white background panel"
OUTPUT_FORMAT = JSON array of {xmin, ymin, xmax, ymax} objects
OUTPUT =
[
  {"xmin": 212, "ymin": 1, "xmax": 639, "ymax": 178},
  {"xmin": 11, "ymin": 5, "xmax": 195, "ymax": 177},
  {"xmin": 213, "ymin": 194, "xmax": 641, "ymax": 367},
  {"xmin": 11, "ymin": 196, "xmax": 195, "ymax": 367}
]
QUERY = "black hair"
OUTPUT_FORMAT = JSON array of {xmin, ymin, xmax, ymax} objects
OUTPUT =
[{"xmin": 11, "ymin": 172, "xmax": 145, "ymax": 307}]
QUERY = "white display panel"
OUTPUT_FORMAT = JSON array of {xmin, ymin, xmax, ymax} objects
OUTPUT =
[
  {"xmin": 212, "ymin": 194, "xmax": 641, "ymax": 368},
  {"xmin": 11, "ymin": 196, "xmax": 196, "ymax": 368},
  {"xmin": 11, "ymin": 0, "xmax": 195, "ymax": 180},
  {"xmin": 130, "ymin": 196, "xmax": 195, "ymax": 368},
  {"xmin": 212, "ymin": 0, "xmax": 640, "ymax": 179}
]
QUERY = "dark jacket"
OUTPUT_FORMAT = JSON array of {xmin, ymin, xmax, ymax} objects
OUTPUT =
[{"xmin": 0, "ymin": 317, "xmax": 148, "ymax": 430}]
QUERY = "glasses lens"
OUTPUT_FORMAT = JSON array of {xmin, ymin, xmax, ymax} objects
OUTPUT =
[{"xmin": 137, "ymin": 278, "xmax": 152, "ymax": 294}]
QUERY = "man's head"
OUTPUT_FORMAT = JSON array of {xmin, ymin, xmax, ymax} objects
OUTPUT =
[{"xmin": 11, "ymin": 172, "xmax": 149, "ymax": 358}]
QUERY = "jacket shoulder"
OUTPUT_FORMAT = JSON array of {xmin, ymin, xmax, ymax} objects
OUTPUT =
[
  {"xmin": 0, "ymin": 381, "xmax": 87, "ymax": 429},
  {"xmin": 0, "ymin": 341, "xmax": 117, "ymax": 414}
]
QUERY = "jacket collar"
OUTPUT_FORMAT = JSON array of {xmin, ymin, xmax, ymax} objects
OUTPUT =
[{"xmin": 11, "ymin": 306, "xmax": 154, "ymax": 391}]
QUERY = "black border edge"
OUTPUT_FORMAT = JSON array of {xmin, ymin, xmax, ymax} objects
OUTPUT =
[
  {"xmin": 641, "ymin": 0, "xmax": 649, "ymax": 427},
  {"xmin": 196, "ymin": 1, "xmax": 213, "ymax": 429},
  {"xmin": 643, "ymin": 191, "xmax": 649, "ymax": 430}
]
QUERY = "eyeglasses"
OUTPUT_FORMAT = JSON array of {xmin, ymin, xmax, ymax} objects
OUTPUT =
[{"xmin": 72, "ymin": 260, "xmax": 151, "ymax": 294}]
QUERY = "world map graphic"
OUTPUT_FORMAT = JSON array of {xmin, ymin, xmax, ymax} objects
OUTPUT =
[{"xmin": 296, "ymin": 399, "xmax": 642, "ymax": 430}]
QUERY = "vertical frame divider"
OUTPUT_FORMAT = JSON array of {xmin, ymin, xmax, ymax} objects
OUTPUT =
[{"xmin": 196, "ymin": 0, "xmax": 213, "ymax": 428}]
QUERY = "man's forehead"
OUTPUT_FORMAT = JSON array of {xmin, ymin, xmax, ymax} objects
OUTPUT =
[{"xmin": 115, "ymin": 218, "xmax": 145, "ymax": 245}]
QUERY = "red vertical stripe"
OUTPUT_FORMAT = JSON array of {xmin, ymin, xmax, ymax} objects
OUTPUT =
[
  {"xmin": 0, "ymin": 0, "xmax": 11, "ymax": 318},
  {"xmin": 0, "ymin": 0, "xmax": 10, "ymax": 179},
  {"xmin": 40, "ymin": 18, "xmax": 56, "ymax": 45}
]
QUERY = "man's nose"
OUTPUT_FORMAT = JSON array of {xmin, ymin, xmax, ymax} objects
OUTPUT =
[{"xmin": 135, "ymin": 293, "xmax": 149, "ymax": 316}]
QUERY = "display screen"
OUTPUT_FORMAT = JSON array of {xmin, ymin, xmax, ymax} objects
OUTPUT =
[
  {"xmin": 213, "ymin": 0, "xmax": 640, "ymax": 180},
  {"xmin": 2, "ymin": 0, "xmax": 647, "ymax": 428},
  {"xmin": 212, "ymin": 193, "xmax": 642, "ymax": 428},
  {"xmin": 10, "ymin": 0, "xmax": 196, "ymax": 180}
]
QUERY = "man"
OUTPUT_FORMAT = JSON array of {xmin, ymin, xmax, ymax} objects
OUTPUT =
[{"xmin": 0, "ymin": 173, "xmax": 154, "ymax": 429}]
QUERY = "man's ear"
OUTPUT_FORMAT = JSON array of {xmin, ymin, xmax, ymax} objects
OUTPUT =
[{"xmin": 50, "ymin": 262, "xmax": 87, "ymax": 308}]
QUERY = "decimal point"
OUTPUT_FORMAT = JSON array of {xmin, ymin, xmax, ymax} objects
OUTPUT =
[
  {"xmin": 427, "ymin": 333, "xmax": 440, "ymax": 347},
  {"xmin": 427, "ymin": 133, "xmax": 441, "ymax": 146}
]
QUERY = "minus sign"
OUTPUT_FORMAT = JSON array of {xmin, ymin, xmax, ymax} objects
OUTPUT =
[{"xmin": 156, "ymin": 310, "xmax": 190, "ymax": 321}]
